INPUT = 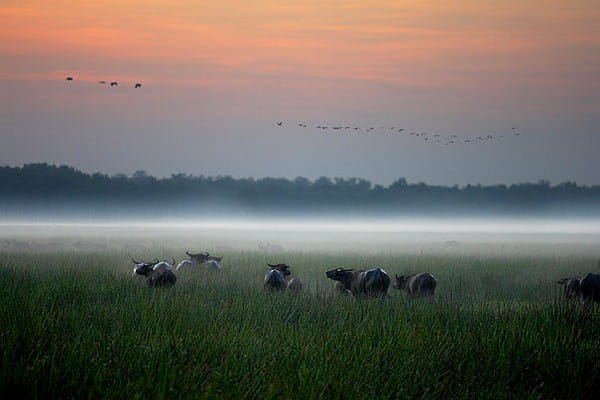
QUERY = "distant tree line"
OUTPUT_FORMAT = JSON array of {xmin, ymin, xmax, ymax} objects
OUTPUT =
[{"xmin": 0, "ymin": 163, "xmax": 599, "ymax": 218}]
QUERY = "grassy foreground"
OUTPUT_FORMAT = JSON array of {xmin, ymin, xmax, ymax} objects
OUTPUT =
[{"xmin": 1, "ymin": 241, "xmax": 599, "ymax": 399}]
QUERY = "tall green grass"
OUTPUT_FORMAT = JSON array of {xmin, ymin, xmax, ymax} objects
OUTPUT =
[{"xmin": 1, "ymin": 248, "xmax": 599, "ymax": 399}]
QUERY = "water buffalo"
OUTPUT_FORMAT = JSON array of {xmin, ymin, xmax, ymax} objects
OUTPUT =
[
  {"xmin": 264, "ymin": 263, "xmax": 291, "ymax": 291},
  {"xmin": 557, "ymin": 273, "xmax": 600, "ymax": 304},
  {"xmin": 579, "ymin": 273, "xmax": 600, "ymax": 303},
  {"xmin": 176, "ymin": 259, "xmax": 194, "ymax": 270},
  {"xmin": 205, "ymin": 255, "xmax": 223, "ymax": 270},
  {"xmin": 394, "ymin": 273, "xmax": 437, "ymax": 298},
  {"xmin": 177, "ymin": 251, "xmax": 222, "ymax": 270},
  {"xmin": 287, "ymin": 277, "xmax": 304, "ymax": 291},
  {"xmin": 556, "ymin": 277, "xmax": 581, "ymax": 300},
  {"xmin": 325, "ymin": 267, "xmax": 390, "ymax": 297},
  {"xmin": 132, "ymin": 258, "xmax": 176, "ymax": 287}
]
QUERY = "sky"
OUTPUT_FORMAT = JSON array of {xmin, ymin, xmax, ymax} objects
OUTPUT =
[{"xmin": 1, "ymin": 0, "xmax": 599, "ymax": 186}]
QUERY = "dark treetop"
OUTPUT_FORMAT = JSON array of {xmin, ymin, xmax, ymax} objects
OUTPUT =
[{"xmin": 1, "ymin": 163, "xmax": 599, "ymax": 218}]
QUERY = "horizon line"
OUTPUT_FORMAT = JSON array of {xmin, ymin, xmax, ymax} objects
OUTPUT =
[{"xmin": 3, "ymin": 162, "xmax": 599, "ymax": 189}]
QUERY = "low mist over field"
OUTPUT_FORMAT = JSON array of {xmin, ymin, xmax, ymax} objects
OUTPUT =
[{"xmin": 1, "ymin": 223, "xmax": 599, "ymax": 398}]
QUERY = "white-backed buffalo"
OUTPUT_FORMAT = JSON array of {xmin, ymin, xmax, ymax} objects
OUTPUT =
[
  {"xmin": 132, "ymin": 258, "xmax": 177, "ymax": 287},
  {"xmin": 176, "ymin": 259, "xmax": 194, "ymax": 270},
  {"xmin": 205, "ymin": 255, "xmax": 223, "ymax": 270},
  {"xmin": 325, "ymin": 268, "xmax": 390, "ymax": 297},
  {"xmin": 264, "ymin": 263, "xmax": 291, "ymax": 291},
  {"xmin": 177, "ymin": 251, "xmax": 223, "ymax": 271},
  {"xmin": 394, "ymin": 273, "xmax": 437, "ymax": 298}
]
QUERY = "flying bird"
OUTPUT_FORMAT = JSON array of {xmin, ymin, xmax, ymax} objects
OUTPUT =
[
  {"xmin": 98, "ymin": 81, "xmax": 106, "ymax": 84},
  {"xmin": 110, "ymin": 82, "xmax": 118, "ymax": 87},
  {"xmin": 276, "ymin": 121, "xmax": 283, "ymax": 126},
  {"xmin": 65, "ymin": 77, "xmax": 73, "ymax": 81},
  {"xmin": 134, "ymin": 83, "xmax": 142, "ymax": 88}
]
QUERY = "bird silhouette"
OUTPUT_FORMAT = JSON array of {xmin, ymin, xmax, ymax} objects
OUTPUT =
[
  {"xmin": 98, "ymin": 81, "xmax": 106, "ymax": 84},
  {"xmin": 110, "ymin": 82, "xmax": 118, "ymax": 87},
  {"xmin": 65, "ymin": 77, "xmax": 73, "ymax": 81},
  {"xmin": 276, "ymin": 121, "xmax": 283, "ymax": 126},
  {"xmin": 134, "ymin": 83, "xmax": 142, "ymax": 88}
]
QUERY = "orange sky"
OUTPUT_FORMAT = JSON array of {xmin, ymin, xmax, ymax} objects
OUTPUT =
[
  {"xmin": 1, "ymin": 1, "xmax": 599, "ymax": 184},
  {"xmin": 2, "ymin": 0, "xmax": 598, "ymax": 91}
]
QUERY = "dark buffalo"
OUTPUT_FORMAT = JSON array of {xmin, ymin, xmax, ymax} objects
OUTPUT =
[
  {"xmin": 556, "ymin": 277, "xmax": 581, "ymax": 300},
  {"xmin": 325, "ymin": 267, "xmax": 390, "ymax": 297},
  {"xmin": 579, "ymin": 273, "xmax": 600, "ymax": 303},
  {"xmin": 132, "ymin": 258, "xmax": 177, "ymax": 287},
  {"xmin": 557, "ymin": 273, "xmax": 600, "ymax": 304},
  {"xmin": 264, "ymin": 263, "xmax": 291, "ymax": 291},
  {"xmin": 394, "ymin": 273, "xmax": 437, "ymax": 298}
]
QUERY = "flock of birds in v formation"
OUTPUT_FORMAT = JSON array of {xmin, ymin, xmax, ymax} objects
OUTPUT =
[
  {"xmin": 64, "ymin": 76, "xmax": 522, "ymax": 146},
  {"xmin": 275, "ymin": 121, "xmax": 522, "ymax": 146}
]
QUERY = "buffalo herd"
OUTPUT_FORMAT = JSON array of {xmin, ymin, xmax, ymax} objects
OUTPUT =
[{"xmin": 131, "ymin": 251, "xmax": 600, "ymax": 304}]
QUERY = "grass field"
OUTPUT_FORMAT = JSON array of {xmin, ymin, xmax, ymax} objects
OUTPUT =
[{"xmin": 1, "ymin": 224, "xmax": 599, "ymax": 399}]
